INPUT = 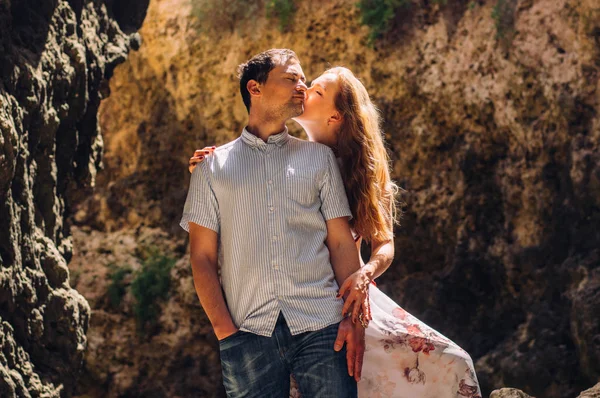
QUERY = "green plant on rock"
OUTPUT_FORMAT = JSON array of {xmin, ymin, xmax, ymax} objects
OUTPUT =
[
  {"xmin": 107, "ymin": 263, "xmax": 133, "ymax": 309},
  {"xmin": 492, "ymin": 0, "xmax": 517, "ymax": 40},
  {"xmin": 191, "ymin": 0, "xmax": 261, "ymax": 33},
  {"xmin": 357, "ymin": 0, "xmax": 410, "ymax": 43},
  {"xmin": 266, "ymin": 0, "xmax": 296, "ymax": 32},
  {"xmin": 130, "ymin": 246, "xmax": 176, "ymax": 334}
]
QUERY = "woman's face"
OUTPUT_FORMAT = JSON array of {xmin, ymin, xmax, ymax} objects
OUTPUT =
[{"xmin": 294, "ymin": 72, "xmax": 341, "ymax": 146}]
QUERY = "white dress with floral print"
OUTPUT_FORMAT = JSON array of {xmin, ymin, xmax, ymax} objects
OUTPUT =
[{"xmin": 289, "ymin": 236, "xmax": 481, "ymax": 398}]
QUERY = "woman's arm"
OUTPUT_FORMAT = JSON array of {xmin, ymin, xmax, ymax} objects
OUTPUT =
[
  {"xmin": 359, "ymin": 237, "xmax": 395, "ymax": 281},
  {"xmin": 337, "ymin": 237, "xmax": 394, "ymax": 324}
]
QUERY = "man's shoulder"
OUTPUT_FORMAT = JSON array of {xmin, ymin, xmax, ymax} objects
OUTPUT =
[
  {"xmin": 207, "ymin": 138, "xmax": 242, "ymax": 162},
  {"xmin": 198, "ymin": 138, "xmax": 241, "ymax": 176},
  {"xmin": 213, "ymin": 138, "xmax": 240, "ymax": 154}
]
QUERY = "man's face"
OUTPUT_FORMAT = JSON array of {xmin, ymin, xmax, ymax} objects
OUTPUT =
[{"xmin": 258, "ymin": 60, "xmax": 307, "ymax": 120}]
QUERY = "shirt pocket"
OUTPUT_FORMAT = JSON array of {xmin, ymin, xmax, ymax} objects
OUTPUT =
[{"xmin": 285, "ymin": 168, "xmax": 319, "ymax": 207}]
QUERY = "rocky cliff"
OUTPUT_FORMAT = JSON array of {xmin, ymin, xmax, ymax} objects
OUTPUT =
[
  {"xmin": 0, "ymin": 0, "xmax": 148, "ymax": 396},
  {"xmin": 66, "ymin": 0, "xmax": 600, "ymax": 397}
]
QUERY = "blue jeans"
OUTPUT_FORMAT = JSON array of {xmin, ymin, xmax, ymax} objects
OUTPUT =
[{"xmin": 218, "ymin": 312, "xmax": 357, "ymax": 398}]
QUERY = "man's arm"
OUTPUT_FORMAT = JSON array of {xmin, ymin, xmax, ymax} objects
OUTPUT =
[
  {"xmin": 326, "ymin": 216, "xmax": 366, "ymax": 382},
  {"xmin": 326, "ymin": 216, "xmax": 361, "ymax": 290},
  {"xmin": 326, "ymin": 216, "xmax": 367, "ymax": 322},
  {"xmin": 188, "ymin": 222, "xmax": 237, "ymax": 340},
  {"xmin": 319, "ymin": 149, "xmax": 366, "ymax": 381}
]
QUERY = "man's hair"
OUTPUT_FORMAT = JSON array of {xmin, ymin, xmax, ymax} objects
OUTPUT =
[{"xmin": 237, "ymin": 49, "xmax": 299, "ymax": 113}]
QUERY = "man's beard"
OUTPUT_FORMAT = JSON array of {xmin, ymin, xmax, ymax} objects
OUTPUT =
[
  {"xmin": 269, "ymin": 100, "xmax": 304, "ymax": 122},
  {"xmin": 287, "ymin": 98, "xmax": 305, "ymax": 118}
]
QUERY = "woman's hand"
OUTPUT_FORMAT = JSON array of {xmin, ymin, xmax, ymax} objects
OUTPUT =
[
  {"xmin": 337, "ymin": 268, "xmax": 372, "ymax": 326},
  {"xmin": 188, "ymin": 146, "xmax": 216, "ymax": 173}
]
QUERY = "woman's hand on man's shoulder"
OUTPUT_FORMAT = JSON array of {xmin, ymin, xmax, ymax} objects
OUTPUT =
[{"xmin": 188, "ymin": 146, "xmax": 216, "ymax": 173}]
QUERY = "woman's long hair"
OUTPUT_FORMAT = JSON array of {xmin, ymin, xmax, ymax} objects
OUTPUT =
[{"xmin": 327, "ymin": 67, "xmax": 400, "ymax": 243}]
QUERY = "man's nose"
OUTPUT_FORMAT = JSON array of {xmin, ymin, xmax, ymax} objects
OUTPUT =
[{"xmin": 296, "ymin": 80, "xmax": 307, "ymax": 92}]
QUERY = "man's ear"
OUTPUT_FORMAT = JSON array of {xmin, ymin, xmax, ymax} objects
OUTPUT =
[{"xmin": 247, "ymin": 80, "xmax": 261, "ymax": 97}]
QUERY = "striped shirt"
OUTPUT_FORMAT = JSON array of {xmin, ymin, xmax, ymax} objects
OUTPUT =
[{"xmin": 180, "ymin": 127, "xmax": 352, "ymax": 336}]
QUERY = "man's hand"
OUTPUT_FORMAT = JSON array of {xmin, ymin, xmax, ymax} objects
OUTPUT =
[
  {"xmin": 333, "ymin": 317, "xmax": 366, "ymax": 382},
  {"xmin": 215, "ymin": 326, "xmax": 239, "ymax": 341},
  {"xmin": 188, "ymin": 223, "xmax": 237, "ymax": 344}
]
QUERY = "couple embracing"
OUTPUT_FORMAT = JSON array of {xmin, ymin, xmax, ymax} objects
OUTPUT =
[{"xmin": 181, "ymin": 49, "xmax": 481, "ymax": 398}]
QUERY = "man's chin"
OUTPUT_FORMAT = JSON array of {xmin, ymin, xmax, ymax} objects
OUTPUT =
[
  {"xmin": 283, "ymin": 103, "xmax": 304, "ymax": 121},
  {"xmin": 292, "ymin": 104, "xmax": 304, "ymax": 118}
]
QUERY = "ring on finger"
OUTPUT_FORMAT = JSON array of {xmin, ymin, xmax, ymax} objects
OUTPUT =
[{"xmin": 358, "ymin": 313, "xmax": 368, "ymax": 328}]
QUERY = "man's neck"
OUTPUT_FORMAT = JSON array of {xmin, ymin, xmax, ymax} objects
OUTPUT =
[{"xmin": 246, "ymin": 113, "xmax": 287, "ymax": 142}]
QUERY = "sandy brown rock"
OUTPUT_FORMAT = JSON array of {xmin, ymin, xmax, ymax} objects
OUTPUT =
[
  {"xmin": 0, "ymin": 0, "xmax": 148, "ymax": 396},
  {"xmin": 578, "ymin": 382, "xmax": 600, "ymax": 398},
  {"xmin": 69, "ymin": 226, "xmax": 223, "ymax": 397},
  {"xmin": 71, "ymin": 0, "xmax": 600, "ymax": 397},
  {"xmin": 490, "ymin": 388, "xmax": 534, "ymax": 398}
]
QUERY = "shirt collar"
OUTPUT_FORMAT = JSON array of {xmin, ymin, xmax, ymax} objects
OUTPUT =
[{"xmin": 241, "ymin": 126, "xmax": 290, "ymax": 148}]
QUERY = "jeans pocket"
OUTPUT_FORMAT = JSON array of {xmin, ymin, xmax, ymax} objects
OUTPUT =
[{"xmin": 218, "ymin": 330, "xmax": 244, "ymax": 350}]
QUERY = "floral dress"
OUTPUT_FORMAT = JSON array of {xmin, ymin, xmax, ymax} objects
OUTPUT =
[{"xmin": 289, "ymin": 235, "xmax": 481, "ymax": 398}]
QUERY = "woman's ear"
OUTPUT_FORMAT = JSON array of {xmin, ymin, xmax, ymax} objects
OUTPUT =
[
  {"xmin": 247, "ymin": 80, "xmax": 261, "ymax": 97},
  {"xmin": 328, "ymin": 111, "xmax": 343, "ymax": 125}
]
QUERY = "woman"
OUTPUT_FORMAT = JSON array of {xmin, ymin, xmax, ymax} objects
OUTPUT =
[{"xmin": 189, "ymin": 67, "xmax": 481, "ymax": 398}]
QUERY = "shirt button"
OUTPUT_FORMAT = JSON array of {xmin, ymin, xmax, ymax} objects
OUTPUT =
[
  {"xmin": 269, "ymin": 206, "xmax": 274, "ymax": 212},
  {"xmin": 268, "ymin": 179, "xmax": 273, "ymax": 185}
]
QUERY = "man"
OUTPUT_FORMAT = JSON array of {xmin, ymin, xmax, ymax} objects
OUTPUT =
[{"xmin": 180, "ymin": 49, "xmax": 364, "ymax": 397}]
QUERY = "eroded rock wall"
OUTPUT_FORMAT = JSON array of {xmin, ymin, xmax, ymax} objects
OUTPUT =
[
  {"xmin": 0, "ymin": 0, "xmax": 148, "ymax": 395},
  {"xmin": 71, "ymin": 0, "xmax": 600, "ymax": 397}
]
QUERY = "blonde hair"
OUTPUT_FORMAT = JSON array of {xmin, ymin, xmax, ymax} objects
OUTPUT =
[{"xmin": 327, "ymin": 67, "xmax": 400, "ymax": 243}]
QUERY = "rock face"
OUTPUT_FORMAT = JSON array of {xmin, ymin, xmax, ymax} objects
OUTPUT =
[
  {"xmin": 69, "ymin": 0, "xmax": 600, "ymax": 397},
  {"xmin": 0, "ymin": 0, "xmax": 148, "ymax": 396},
  {"xmin": 578, "ymin": 383, "xmax": 600, "ymax": 398},
  {"xmin": 490, "ymin": 388, "xmax": 533, "ymax": 398},
  {"xmin": 68, "ymin": 227, "xmax": 224, "ymax": 397}
]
